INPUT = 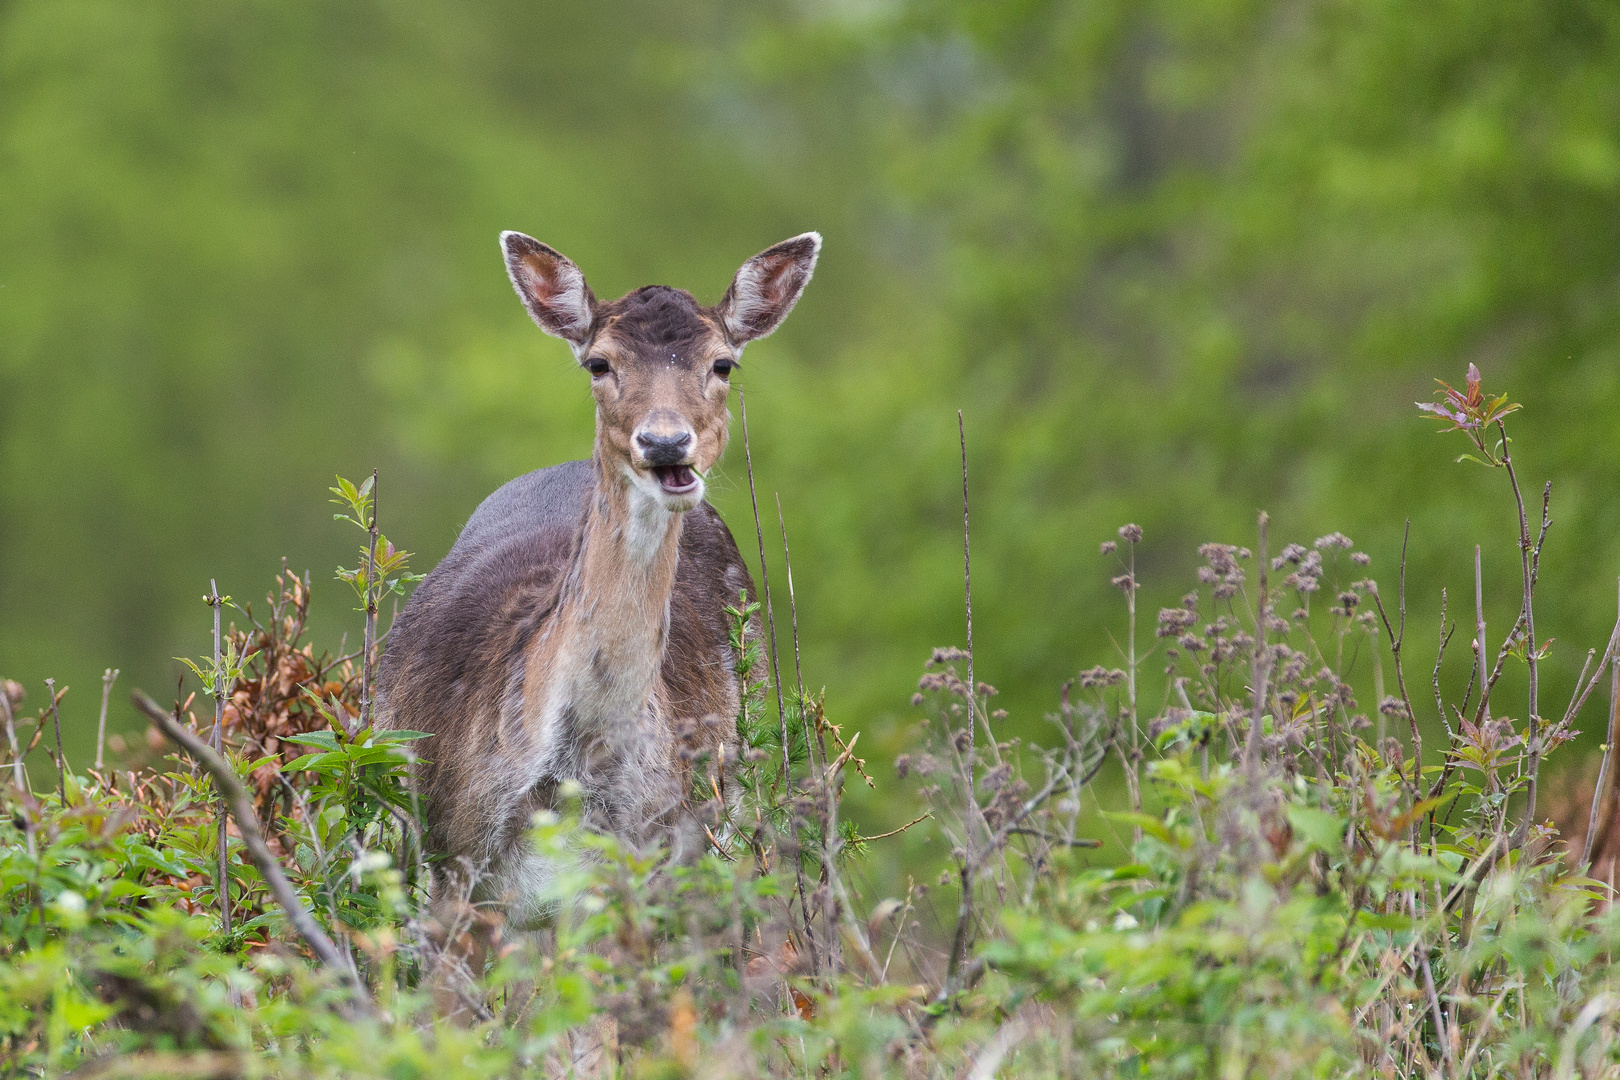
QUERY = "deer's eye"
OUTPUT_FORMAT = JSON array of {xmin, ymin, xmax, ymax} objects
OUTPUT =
[
  {"xmin": 585, "ymin": 356, "xmax": 611, "ymax": 377},
  {"xmin": 712, "ymin": 358, "xmax": 735, "ymax": 378}
]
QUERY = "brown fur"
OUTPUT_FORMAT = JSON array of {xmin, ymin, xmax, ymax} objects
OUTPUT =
[{"xmin": 377, "ymin": 231, "xmax": 818, "ymax": 932}]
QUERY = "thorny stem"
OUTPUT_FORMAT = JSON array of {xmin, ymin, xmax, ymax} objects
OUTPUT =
[
  {"xmin": 359, "ymin": 469, "xmax": 379, "ymax": 734},
  {"xmin": 1498, "ymin": 426, "xmax": 1542, "ymax": 846},
  {"xmin": 959, "ymin": 413, "xmax": 1000, "ymax": 767},
  {"xmin": 946, "ymin": 411, "xmax": 986, "ymax": 992}
]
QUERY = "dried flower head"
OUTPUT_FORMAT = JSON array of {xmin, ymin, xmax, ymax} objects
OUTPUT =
[
  {"xmin": 1157, "ymin": 608, "xmax": 1197, "ymax": 638},
  {"xmin": 1272, "ymin": 543, "xmax": 1307, "ymax": 569}
]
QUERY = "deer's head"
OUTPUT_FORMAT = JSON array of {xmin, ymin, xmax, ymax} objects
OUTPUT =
[{"xmin": 501, "ymin": 231, "xmax": 820, "ymax": 512}]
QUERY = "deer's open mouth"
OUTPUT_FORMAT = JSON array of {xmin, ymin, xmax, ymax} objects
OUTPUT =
[{"xmin": 652, "ymin": 464, "xmax": 699, "ymax": 494}]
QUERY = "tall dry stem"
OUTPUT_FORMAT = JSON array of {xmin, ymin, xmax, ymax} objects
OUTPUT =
[
  {"xmin": 1244, "ymin": 513, "xmax": 1271, "ymax": 780},
  {"xmin": 209, "ymin": 580, "xmax": 231, "ymax": 935},
  {"xmin": 736, "ymin": 393, "xmax": 817, "ymax": 972},
  {"xmin": 45, "ymin": 678, "xmax": 63, "ymax": 797},
  {"xmin": 95, "ymin": 667, "xmax": 118, "ymax": 770},
  {"xmin": 0, "ymin": 681, "xmax": 21, "ymax": 791}
]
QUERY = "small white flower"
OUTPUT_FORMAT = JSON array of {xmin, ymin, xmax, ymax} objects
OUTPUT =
[{"xmin": 1111, "ymin": 911, "xmax": 1138, "ymax": 931}]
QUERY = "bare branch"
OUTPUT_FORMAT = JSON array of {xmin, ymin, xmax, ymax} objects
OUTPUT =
[{"xmin": 131, "ymin": 689, "xmax": 371, "ymax": 1010}]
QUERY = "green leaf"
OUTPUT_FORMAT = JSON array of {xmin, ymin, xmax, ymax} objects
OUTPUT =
[
  {"xmin": 371, "ymin": 729, "xmax": 432, "ymax": 744},
  {"xmin": 1287, "ymin": 806, "xmax": 1346, "ymax": 856},
  {"xmin": 281, "ymin": 752, "xmax": 345, "ymax": 773},
  {"xmin": 283, "ymin": 731, "xmax": 341, "ymax": 752}
]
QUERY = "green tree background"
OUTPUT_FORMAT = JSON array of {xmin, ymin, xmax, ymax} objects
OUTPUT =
[{"xmin": 4, "ymin": 0, "xmax": 1619, "ymax": 834}]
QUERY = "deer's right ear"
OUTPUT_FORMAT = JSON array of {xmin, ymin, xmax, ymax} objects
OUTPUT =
[{"xmin": 501, "ymin": 231, "xmax": 596, "ymax": 346}]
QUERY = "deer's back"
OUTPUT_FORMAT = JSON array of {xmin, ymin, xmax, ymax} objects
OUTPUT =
[{"xmin": 378, "ymin": 460, "xmax": 755, "ymax": 861}]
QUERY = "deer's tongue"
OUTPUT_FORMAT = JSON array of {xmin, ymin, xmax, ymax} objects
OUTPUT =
[{"xmin": 654, "ymin": 464, "xmax": 697, "ymax": 493}]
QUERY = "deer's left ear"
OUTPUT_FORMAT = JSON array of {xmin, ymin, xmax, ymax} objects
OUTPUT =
[{"xmin": 717, "ymin": 232, "xmax": 821, "ymax": 344}]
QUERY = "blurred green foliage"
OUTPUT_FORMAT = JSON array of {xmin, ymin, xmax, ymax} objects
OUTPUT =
[{"xmin": 5, "ymin": 0, "xmax": 1620, "ymax": 833}]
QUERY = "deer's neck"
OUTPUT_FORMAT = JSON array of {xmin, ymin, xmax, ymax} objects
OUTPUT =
[{"xmin": 524, "ymin": 454, "xmax": 682, "ymax": 747}]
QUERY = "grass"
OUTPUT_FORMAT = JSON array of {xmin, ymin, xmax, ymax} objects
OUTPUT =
[{"xmin": 2, "ymin": 365, "xmax": 1620, "ymax": 1078}]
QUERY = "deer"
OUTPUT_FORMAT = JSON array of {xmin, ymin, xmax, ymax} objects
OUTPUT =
[{"xmin": 377, "ymin": 230, "xmax": 820, "ymax": 955}]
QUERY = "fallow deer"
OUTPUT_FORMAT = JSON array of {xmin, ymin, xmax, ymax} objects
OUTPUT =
[{"xmin": 378, "ymin": 230, "xmax": 820, "ymax": 934}]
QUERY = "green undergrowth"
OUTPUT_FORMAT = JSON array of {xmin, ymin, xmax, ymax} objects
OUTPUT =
[{"xmin": 4, "ymin": 371, "xmax": 1620, "ymax": 1078}]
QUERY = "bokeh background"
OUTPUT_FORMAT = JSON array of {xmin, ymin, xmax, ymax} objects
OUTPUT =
[{"xmin": 5, "ymin": 0, "xmax": 1620, "ymax": 844}]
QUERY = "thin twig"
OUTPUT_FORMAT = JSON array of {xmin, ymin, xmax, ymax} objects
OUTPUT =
[
  {"xmin": 776, "ymin": 494, "xmax": 836, "ymax": 975},
  {"xmin": 131, "ymin": 690, "xmax": 370, "ymax": 1008},
  {"xmin": 738, "ymin": 394, "xmax": 818, "ymax": 977},
  {"xmin": 1417, "ymin": 942, "xmax": 1453, "ymax": 1072},
  {"xmin": 1501, "ymin": 430, "xmax": 1544, "ymax": 842},
  {"xmin": 775, "ymin": 495, "xmax": 817, "ymax": 770},
  {"xmin": 1560, "ymin": 609, "xmax": 1620, "ymax": 732},
  {"xmin": 880, "ymin": 880, "xmax": 915, "ymax": 982},
  {"xmin": 360, "ymin": 469, "xmax": 380, "ymax": 734},
  {"xmin": 96, "ymin": 668, "xmax": 118, "ymax": 771},
  {"xmin": 45, "ymin": 679, "xmax": 64, "ymax": 797},
  {"xmin": 1004, "ymin": 828, "xmax": 1102, "ymax": 848},
  {"xmin": 856, "ymin": 812, "xmax": 933, "ymax": 843},
  {"xmin": 1244, "ymin": 513, "xmax": 1271, "ymax": 779},
  {"xmin": 1431, "ymin": 589, "xmax": 1453, "ymax": 740},
  {"xmin": 960, "ymin": 411, "xmax": 975, "ymax": 757},
  {"xmin": 738, "ymin": 394, "xmax": 791, "ymax": 795},
  {"xmin": 1369, "ymin": 521, "xmax": 1422, "ymax": 779},
  {"xmin": 959, "ymin": 412, "xmax": 998, "ymax": 766},
  {"xmin": 1473, "ymin": 545, "xmax": 1488, "ymax": 726},
  {"xmin": 946, "ymin": 412, "xmax": 982, "ymax": 992}
]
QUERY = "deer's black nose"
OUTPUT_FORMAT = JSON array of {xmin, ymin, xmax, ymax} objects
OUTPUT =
[{"xmin": 635, "ymin": 429, "xmax": 693, "ymax": 466}]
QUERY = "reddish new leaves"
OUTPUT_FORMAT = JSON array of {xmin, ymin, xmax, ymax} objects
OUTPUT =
[{"xmin": 1417, "ymin": 363, "xmax": 1522, "ymax": 466}]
